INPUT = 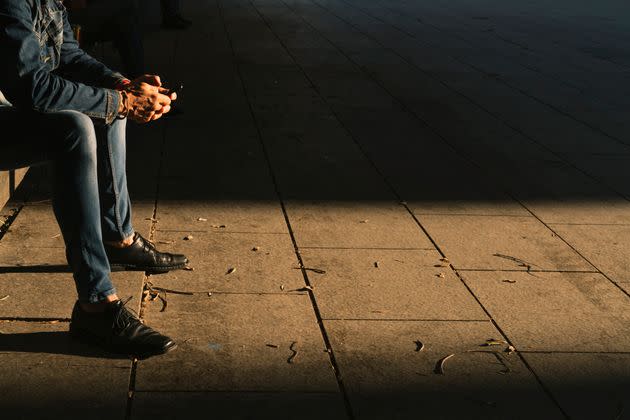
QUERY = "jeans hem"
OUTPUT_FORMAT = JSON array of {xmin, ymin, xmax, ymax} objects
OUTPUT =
[
  {"xmin": 85, "ymin": 287, "xmax": 118, "ymax": 304},
  {"xmin": 101, "ymin": 227, "xmax": 135, "ymax": 242}
]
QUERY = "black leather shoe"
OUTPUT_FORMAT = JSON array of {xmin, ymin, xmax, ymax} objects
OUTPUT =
[
  {"xmin": 105, "ymin": 232, "xmax": 188, "ymax": 274},
  {"xmin": 161, "ymin": 14, "xmax": 192, "ymax": 30},
  {"xmin": 70, "ymin": 298, "xmax": 177, "ymax": 359}
]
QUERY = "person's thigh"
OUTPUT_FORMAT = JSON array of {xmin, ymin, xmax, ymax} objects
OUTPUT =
[{"xmin": 0, "ymin": 107, "xmax": 93, "ymax": 171}]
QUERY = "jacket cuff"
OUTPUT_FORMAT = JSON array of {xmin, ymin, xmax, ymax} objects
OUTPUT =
[{"xmin": 105, "ymin": 89, "xmax": 121, "ymax": 125}]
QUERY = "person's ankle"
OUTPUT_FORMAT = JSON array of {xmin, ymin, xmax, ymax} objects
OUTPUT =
[
  {"xmin": 80, "ymin": 294, "xmax": 119, "ymax": 313},
  {"xmin": 104, "ymin": 234, "xmax": 135, "ymax": 249}
]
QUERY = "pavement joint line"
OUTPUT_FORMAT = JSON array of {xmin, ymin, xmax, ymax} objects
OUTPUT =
[
  {"xmin": 133, "ymin": 389, "xmax": 343, "ymax": 394},
  {"xmin": 0, "ymin": 317, "xmax": 70, "ymax": 323},
  {"xmin": 520, "ymin": 350, "xmax": 630, "ymax": 355},
  {"xmin": 363, "ymin": 0, "xmax": 628, "ymax": 118},
  {"xmin": 242, "ymin": 3, "xmax": 570, "ymax": 417},
  {"xmin": 454, "ymin": 268, "xmax": 601, "ymax": 273},
  {"xmin": 548, "ymin": 222, "xmax": 630, "ymax": 226},
  {"xmin": 156, "ymin": 230, "xmax": 289, "ymax": 234},
  {"xmin": 411, "ymin": 212, "xmax": 535, "ymax": 217},
  {"xmin": 401, "ymin": 208, "xmax": 571, "ymax": 419},
  {"xmin": 126, "ymin": 38, "xmax": 178, "ymax": 418},
  {"xmin": 240, "ymin": 3, "xmax": 573, "ymax": 407},
  {"xmin": 299, "ymin": 246, "xmax": 437, "ymax": 251},
  {"xmin": 312, "ymin": 0, "xmax": 630, "ymax": 205},
  {"xmin": 508, "ymin": 200, "xmax": 630, "ymax": 300},
  {"xmin": 271, "ymin": 0, "xmax": 624, "ymax": 308},
  {"xmin": 219, "ymin": 2, "xmax": 355, "ymax": 418},
  {"xmin": 338, "ymin": 0, "xmax": 630, "ymax": 147},
  {"xmin": 323, "ymin": 318, "xmax": 491, "ymax": 322}
]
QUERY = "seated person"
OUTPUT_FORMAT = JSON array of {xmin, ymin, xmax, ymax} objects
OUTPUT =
[{"xmin": 0, "ymin": 0, "xmax": 187, "ymax": 359}]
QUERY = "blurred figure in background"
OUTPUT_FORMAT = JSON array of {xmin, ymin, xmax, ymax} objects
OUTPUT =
[
  {"xmin": 161, "ymin": 0, "xmax": 192, "ymax": 29},
  {"xmin": 65, "ymin": 0, "xmax": 145, "ymax": 78}
]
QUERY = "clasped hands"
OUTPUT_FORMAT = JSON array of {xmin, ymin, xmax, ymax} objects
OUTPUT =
[{"xmin": 118, "ymin": 75, "xmax": 176, "ymax": 124}]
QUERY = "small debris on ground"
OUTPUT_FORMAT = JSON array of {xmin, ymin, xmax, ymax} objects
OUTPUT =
[
  {"xmin": 157, "ymin": 240, "xmax": 175, "ymax": 245},
  {"xmin": 207, "ymin": 292, "xmax": 213, "ymax": 297},
  {"xmin": 296, "ymin": 285, "xmax": 313, "ymax": 292},
  {"xmin": 144, "ymin": 217, "xmax": 158, "ymax": 222},
  {"xmin": 434, "ymin": 353, "xmax": 455, "ymax": 375},
  {"xmin": 374, "ymin": 261, "xmax": 379, "ymax": 268},
  {"xmin": 183, "ymin": 235, "xmax": 194, "ymax": 241},
  {"xmin": 183, "ymin": 266, "xmax": 194, "ymax": 271},
  {"xmin": 158, "ymin": 293, "xmax": 168, "ymax": 312},
  {"xmin": 266, "ymin": 344, "xmax": 279, "ymax": 349},
  {"xmin": 294, "ymin": 267, "xmax": 326, "ymax": 274},
  {"xmin": 360, "ymin": 219, "xmax": 369, "ymax": 223},
  {"xmin": 197, "ymin": 217, "xmax": 208, "ymax": 222},
  {"xmin": 0, "ymin": 295, "xmax": 9, "ymax": 301},
  {"xmin": 226, "ymin": 267, "xmax": 236, "ymax": 275},
  {"xmin": 210, "ymin": 224, "xmax": 227, "ymax": 229},
  {"xmin": 482, "ymin": 338, "xmax": 507, "ymax": 347},
  {"xmin": 51, "ymin": 233, "xmax": 61, "ymax": 239},
  {"xmin": 502, "ymin": 279, "xmax": 517, "ymax": 284},
  {"xmin": 252, "ymin": 246, "xmax": 260, "ymax": 251},
  {"xmin": 505, "ymin": 345, "xmax": 516, "ymax": 355},
  {"xmin": 414, "ymin": 340, "xmax": 425, "ymax": 352},
  {"xmin": 436, "ymin": 273, "xmax": 446, "ymax": 278},
  {"xmin": 280, "ymin": 284, "xmax": 285, "ymax": 291},
  {"xmin": 287, "ymin": 341, "xmax": 299, "ymax": 364}
]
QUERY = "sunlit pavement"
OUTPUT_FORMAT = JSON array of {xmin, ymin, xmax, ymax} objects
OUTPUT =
[{"xmin": 1, "ymin": 0, "xmax": 630, "ymax": 418}]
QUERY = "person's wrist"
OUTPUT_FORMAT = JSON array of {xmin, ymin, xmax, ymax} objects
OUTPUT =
[
  {"xmin": 114, "ymin": 79, "xmax": 132, "ymax": 91},
  {"xmin": 117, "ymin": 91, "xmax": 130, "ymax": 120}
]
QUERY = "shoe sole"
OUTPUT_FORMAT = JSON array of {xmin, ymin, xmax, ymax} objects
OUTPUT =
[
  {"xmin": 109, "ymin": 262, "xmax": 188, "ymax": 275},
  {"xmin": 70, "ymin": 327, "xmax": 178, "ymax": 360}
]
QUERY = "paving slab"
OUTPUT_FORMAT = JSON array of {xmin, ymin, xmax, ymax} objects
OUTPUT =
[
  {"xmin": 0, "ymin": 272, "xmax": 143, "ymax": 319},
  {"xmin": 155, "ymin": 201, "xmax": 288, "ymax": 234},
  {"xmin": 523, "ymin": 353, "xmax": 630, "ymax": 420},
  {"xmin": 147, "ymin": 231, "xmax": 304, "ymax": 293},
  {"xmin": 0, "ymin": 202, "xmax": 155, "ymax": 250},
  {"xmin": 0, "ymin": 321, "xmax": 130, "ymax": 420},
  {"xmin": 131, "ymin": 391, "xmax": 348, "ymax": 420},
  {"xmin": 521, "ymin": 198, "xmax": 630, "ymax": 226},
  {"xmin": 325, "ymin": 319, "xmax": 563, "ymax": 419},
  {"xmin": 550, "ymin": 224, "xmax": 630, "ymax": 294},
  {"xmin": 462, "ymin": 271, "xmax": 630, "ymax": 352},
  {"xmin": 419, "ymin": 214, "xmax": 594, "ymax": 271},
  {"xmin": 299, "ymin": 248, "xmax": 487, "ymax": 320},
  {"xmin": 287, "ymin": 201, "xmax": 434, "ymax": 249},
  {"xmin": 135, "ymin": 293, "xmax": 338, "ymax": 392}
]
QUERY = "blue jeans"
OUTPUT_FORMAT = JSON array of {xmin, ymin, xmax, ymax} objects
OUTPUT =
[{"xmin": 0, "ymin": 107, "xmax": 134, "ymax": 303}]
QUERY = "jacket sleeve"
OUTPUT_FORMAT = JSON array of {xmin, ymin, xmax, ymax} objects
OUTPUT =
[
  {"xmin": 57, "ymin": 2, "xmax": 128, "ymax": 89},
  {"xmin": 0, "ymin": 0, "xmax": 120, "ymax": 123}
]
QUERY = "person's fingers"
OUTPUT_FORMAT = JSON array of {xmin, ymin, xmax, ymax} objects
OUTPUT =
[
  {"xmin": 160, "ymin": 105, "xmax": 171, "ymax": 114},
  {"xmin": 156, "ymin": 93, "xmax": 172, "ymax": 106},
  {"xmin": 143, "ymin": 74, "xmax": 161, "ymax": 86},
  {"xmin": 170, "ymin": 92, "xmax": 177, "ymax": 101}
]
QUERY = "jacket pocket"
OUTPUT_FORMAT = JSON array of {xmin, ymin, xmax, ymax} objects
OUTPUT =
[{"xmin": 38, "ymin": 7, "xmax": 64, "ymax": 70}]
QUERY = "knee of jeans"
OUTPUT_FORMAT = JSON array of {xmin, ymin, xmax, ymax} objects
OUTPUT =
[{"xmin": 58, "ymin": 111, "xmax": 98, "ymax": 158}]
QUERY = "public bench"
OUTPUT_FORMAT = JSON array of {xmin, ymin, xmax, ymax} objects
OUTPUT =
[{"xmin": 0, "ymin": 168, "xmax": 29, "ymax": 211}]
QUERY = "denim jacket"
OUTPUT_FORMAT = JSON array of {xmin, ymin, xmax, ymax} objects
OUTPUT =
[{"xmin": 0, "ymin": 0, "xmax": 124, "ymax": 123}]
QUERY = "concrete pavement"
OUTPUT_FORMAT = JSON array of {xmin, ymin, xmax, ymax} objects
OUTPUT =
[{"xmin": 1, "ymin": 0, "xmax": 630, "ymax": 418}]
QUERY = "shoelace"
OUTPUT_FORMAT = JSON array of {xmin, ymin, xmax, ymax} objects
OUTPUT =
[{"xmin": 113, "ymin": 296, "xmax": 141, "ymax": 331}]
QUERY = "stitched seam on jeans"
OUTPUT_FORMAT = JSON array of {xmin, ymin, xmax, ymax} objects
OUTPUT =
[{"xmin": 106, "ymin": 131, "xmax": 125, "ymax": 238}]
